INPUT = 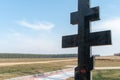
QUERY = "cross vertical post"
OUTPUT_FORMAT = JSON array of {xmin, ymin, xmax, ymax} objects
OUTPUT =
[
  {"xmin": 76, "ymin": 1, "xmax": 91, "ymax": 79},
  {"xmin": 62, "ymin": 0, "xmax": 112, "ymax": 80}
]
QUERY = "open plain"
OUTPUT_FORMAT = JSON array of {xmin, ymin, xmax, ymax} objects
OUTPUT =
[
  {"xmin": 0, "ymin": 56, "xmax": 119, "ymax": 80},
  {"xmin": 67, "ymin": 56, "xmax": 120, "ymax": 80}
]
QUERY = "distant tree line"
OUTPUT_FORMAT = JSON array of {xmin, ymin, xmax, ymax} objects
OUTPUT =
[
  {"xmin": 0, "ymin": 53, "xmax": 77, "ymax": 58},
  {"xmin": 114, "ymin": 53, "xmax": 120, "ymax": 56}
]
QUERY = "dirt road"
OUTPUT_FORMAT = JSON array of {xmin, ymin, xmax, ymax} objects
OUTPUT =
[
  {"xmin": 95, "ymin": 67, "xmax": 120, "ymax": 70},
  {"xmin": 0, "ymin": 59, "xmax": 77, "ymax": 67}
]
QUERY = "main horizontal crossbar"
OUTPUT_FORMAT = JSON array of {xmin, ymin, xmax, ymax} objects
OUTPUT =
[{"xmin": 62, "ymin": 30, "xmax": 111, "ymax": 48}]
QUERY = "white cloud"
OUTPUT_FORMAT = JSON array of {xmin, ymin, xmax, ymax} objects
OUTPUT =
[
  {"xmin": 92, "ymin": 17, "xmax": 120, "ymax": 41},
  {"xmin": 92, "ymin": 17, "xmax": 120, "ymax": 32},
  {"xmin": 92, "ymin": 17, "xmax": 120, "ymax": 55},
  {"xmin": 18, "ymin": 20, "xmax": 55, "ymax": 31}
]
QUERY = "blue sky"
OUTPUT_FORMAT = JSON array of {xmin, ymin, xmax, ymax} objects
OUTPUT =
[{"xmin": 0, "ymin": 0, "xmax": 120, "ymax": 56}]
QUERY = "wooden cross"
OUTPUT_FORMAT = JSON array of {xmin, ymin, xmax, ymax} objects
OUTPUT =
[{"xmin": 62, "ymin": 0, "xmax": 112, "ymax": 80}]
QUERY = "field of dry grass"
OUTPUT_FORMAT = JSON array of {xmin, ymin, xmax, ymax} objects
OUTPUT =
[
  {"xmin": 0, "ymin": 58, "xmax": 77, "ymax": 80},
  {"xmin": 0, "ymin": 56, "xmax": 120, "ymax": 80},
  {"xmin": 95, "ymin": 56, "xmax": 120, "ymax": 67},
  {"xmin": 67, "ymin": 69, "xmax": 120, "ymax": 80},
  {"xmin": 67, "ymin": 56, "xmax": 120, "ymax": 80}
]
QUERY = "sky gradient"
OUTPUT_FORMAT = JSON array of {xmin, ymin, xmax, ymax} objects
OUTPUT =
[{"xmin": 0, "ymin": 0, "xmax": 120, "ymax": 56}]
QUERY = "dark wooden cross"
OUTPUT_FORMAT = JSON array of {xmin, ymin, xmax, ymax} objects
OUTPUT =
[{"xmin": 62, "ymin": 0, "xmax": 112, "ymax": 80}]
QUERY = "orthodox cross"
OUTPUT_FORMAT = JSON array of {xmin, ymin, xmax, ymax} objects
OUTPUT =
[{"xmin": 62, "ymin": 0, "xmax": 112, "ymax": 80}]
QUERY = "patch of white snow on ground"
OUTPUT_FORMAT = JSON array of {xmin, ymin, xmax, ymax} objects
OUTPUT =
[{"xmin": 7, "ymin": 68, "xmax": 74, "ymax": 80}]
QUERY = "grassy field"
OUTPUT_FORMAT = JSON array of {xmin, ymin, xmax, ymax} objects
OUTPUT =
[
  {"xmin": 67, "ymin": 56, "xmax": 120, "ymax": 80},
  {"xmin": 94, "ymin": 56, "xmax": 120, "ymax": 80},
  {"xmin": 67, "ymin": 70, "xmax": 120, "ymax": 80},
  {"xmin": 95, "ymin": 56, "xmax": 120, "ymax": 67},
  {"xmin": 0, "ymin": 56, "xmax": 120, "ymax": 80},
  {"xmin": 93, "ymin": 69, "xmax": 120, "ymax": 80},
  {"xmin": 0, "ymin": 58, "xmax": 77, "ymax": 80}
]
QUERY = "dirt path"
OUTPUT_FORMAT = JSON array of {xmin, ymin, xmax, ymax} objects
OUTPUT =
[
  {"xmin": 0, "ymin": 59, "xmax": 77, "ymax": 67},
  {"xmin": 95, "ymin": 67, "xmax": 120, "ymax": 70}
]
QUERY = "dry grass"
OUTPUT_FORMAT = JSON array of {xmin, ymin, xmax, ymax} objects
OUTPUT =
[
  {"xmin": 67, "ymin": 56, "xmax": 120, "ymax": 80},
  {"xmin": 0, "ymin": 56, "xmax": 120, "ymax": 80},
  {"xmin": 66, "ymin": 77, "xmax": 74, "ymax": 80},
  {"xmin": 95, "ymin": 59, "xmax": 120, "ymax": 67},
  {"xmin": 95, "ymin": 56, "xmax": 120, "ymax": 67},
  {"xmin": 0, "ymin": 58, "xmax": 77, "ymax": 80},
  {"xmin": 67, "ymin": 70, "xmax": 120, "ymax": 80}
]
